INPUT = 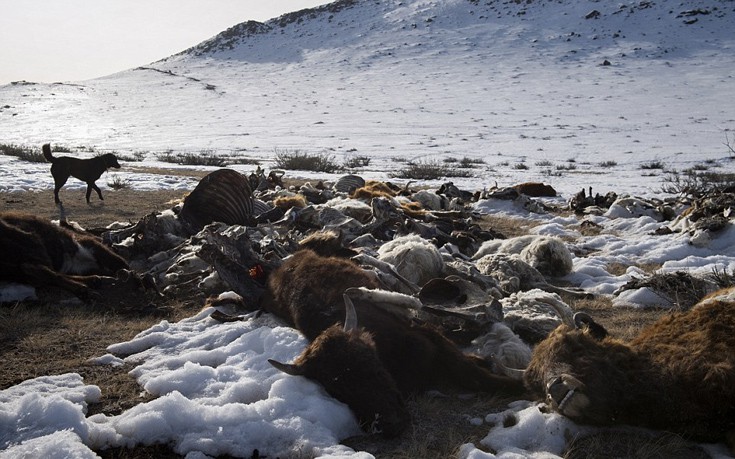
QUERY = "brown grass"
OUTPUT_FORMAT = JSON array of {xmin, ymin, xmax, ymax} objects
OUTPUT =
[{"xmin": 0, "ymin": 181, "xmax": 688, "ymax": 458}]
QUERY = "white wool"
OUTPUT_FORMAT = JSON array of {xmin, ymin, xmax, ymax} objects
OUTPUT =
[
  {"xmin": 325, "ymin": 197, "xmax": 373, "ymax": 222},
  {"xmin": 157, "ymin": 209, "xmax": 183, "ymax": 235},
  {"xmin": 475, "ymin": 253, "xmax": 545, "ymax": 293},
  {"xmin": 348, "ymin": 287, "xmax": 423, "ymax": 319},
  {"xmin": 474, "ymin": 235, "xmax": 573, "ymax": 278},
  {"xmin": 500, "ymin": 289, "xmax": 573, "ymax": 337},
  {"xmin": 412, "ymin": 190, "xmax": 445, "ymax": 211},
  {"xmin": 466, "ymin": 322, "xmax": 531, "ymax": 372},
  {"xmin": 519, "ymin": 236, "xmax": 573, "ymax": 277},
  {"xmin": 377, "ymin": 234, "xmax": 445, "ymax": 286},
  {"xmin": 473, "ymin": 235, "xmax": 539, "ymax": 260},
  {"xmin": 604, "ymin": 196, "xmax": 665, "ymax": 221}
]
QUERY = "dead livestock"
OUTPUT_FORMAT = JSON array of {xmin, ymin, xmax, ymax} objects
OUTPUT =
[
  {"xmin": 524, "ymin": 287, "xmax": 735, "ymax": 450},
  {"xmin": 179, "ymin": 168, "xmax": 256, "ymax": 232},
  {"xmin": 0, "ymin": 211, "xmax": 135, "ymax": 299},
  {"xmin": 512, "ymin": 182, "xmax": 557, "ymax": 197},
  {"xmin": 473, "ymin": 235, "xmax": 573, "ymax": 278},
  {"xmin": 262, "ymin": 248, "xmax": 524, "ymax": 437}
]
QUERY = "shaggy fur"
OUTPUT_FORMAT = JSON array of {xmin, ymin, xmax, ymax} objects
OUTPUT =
[
  {"xmin": 524, "ymin": 288, "xmax": 735, "ymax": 449},
  {"xmin": 377, "ymin": 234, "xmax": 445, "ymax": 286},
  {"xmin": 473, "ymin": 235, "xmax": 573, "ymax": 277},
  {"xmin": 0, "ymin": 212, "xmax": 131, "ymax": 299},
  {"xmin": 273, "ymin": 194, "xmax": 307, "ymax": 211},
  {"xmin": 512, "ymin": 182, "xmax": 557, "ymax": 197},
  {"xmin": 43, "ymin": 144, "xmax": 121, "ymax": 204},
  {"xmin": 351, "ymin": 181, "xmax": 398, "ymax": 200},
  {"xmin": 261, "ymin": 248, "xmax": 524, "ymax": 436}
]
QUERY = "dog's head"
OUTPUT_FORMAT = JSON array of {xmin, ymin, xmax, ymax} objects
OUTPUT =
[{"xmin": 102, "ymin": 153, "xmax": 121, "ymax": 169}]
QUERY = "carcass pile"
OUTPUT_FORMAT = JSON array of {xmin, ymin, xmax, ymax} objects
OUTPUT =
[{"xmin": 92, "ymin": 169, "xmax": 735, "ymax": 448}]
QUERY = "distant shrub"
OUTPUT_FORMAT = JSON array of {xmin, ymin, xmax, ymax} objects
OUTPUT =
[
  {"xmin": 708, "ymin": 266, "xmax": 735, "ymax": 290},
  {"xmin": 542, "ymin": 169, "xmax": 563, "ymax": 177},
  {"xmin": 274, "ymin": 149, "xmax": 340, "ymax": 173},
  {"xmin": 557, "ymin": 163, "xmax": 577, "ymax": 171},
  {"xmin": 640, "ymin": 160, "xmax": 665, "ymax": 170},
  {"xmin": 156, "ymin": 150, "xmax": 228, "ymax": 167},
  {"xmin": 114, "ymin": 151, "xmax": 146, "ymax": 162},
  {"xmin": 725, "ymin": 132, "xmax": 735, "ymax": 158},
  {"xmin": 458, "ymin": 156, "xmax": 485, "ymax": 168},
  {"xmin": 661, "ymin": 169, "xmax": 735, "ymax": 198},
  {"xmin": 599, "ymin": 160, "xmax": 618, "ymax": 167},
  {"xmin": 107, "ymin": 174, "xmax": 130, "ymax": 190},
  {"xmin": 344, "ymin": 155, "xmax": 371, "ymax": 169},
  {"xmin": 227, "ymin": 156, "xmax": 261, "ymax": 166},
  {"xmin": 391, "ymin": 160, "xmax": 448, "ymax": 180},
  {"xmin": 0, "ymin": 143, "xmax": 45, "ymax": 163},
  {"xmin": 513, "ymin": 162, "xmax": 529, "ymax": 170},
  {"xmin": 535, "ymin": 160, "xmax": 553, "ymax": 167}
]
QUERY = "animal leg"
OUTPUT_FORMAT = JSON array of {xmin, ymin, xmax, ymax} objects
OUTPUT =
[
  {"xmin": 20, "ymin": 263, "xmax": 91, "ymax": 298},
  {"xmin": 53, "ymin": 175, "xmax": 68, "ymax": 204},
  {"xmin": 86, "ymin": 182, "xmax": 104, "ymax": 203}
]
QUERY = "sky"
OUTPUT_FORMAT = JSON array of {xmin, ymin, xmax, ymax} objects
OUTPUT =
[{"xmin": 0, "ymin": 0, "xmax": 329, "ymax": 85}]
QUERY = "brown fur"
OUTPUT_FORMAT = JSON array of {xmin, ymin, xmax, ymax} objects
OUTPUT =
[
  {"xmin": 512, "ymin": 182, "xmax": 557, "ymax": 197},
  {"xmin": 400, "ymin": 202, "xmax": 427, "ymax": 218},
  {"xmin": 298, "ymin": 231, "xmax": 357, "ymax": 258},
  {"xmin": 0, "ymin": 211, "xmax": 131, "ymax": 299},
  {"xmin": 43, "ymin": 144, "xmax": 121, "ymax": 204},
  {"xmin": 262, "ymin": 248, "xmax": 524, "ymax": 436},
  {"xmin": 524, "ymin": 288, "xmax": 735, "ymax": 449},
  {"xmin": 351, "ymin": 181, "xmax": 398, "ymax": 201},
  {"xmin": 273, "ymin": 195, "xmax": 307, "ymax": 211}
]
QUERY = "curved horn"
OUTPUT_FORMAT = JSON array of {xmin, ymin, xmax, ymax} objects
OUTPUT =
[
  {"xmin": 573, "ymin": 312, "xmax": 594, "ymax": 329},
  {"xmin": 343, "ymin": 293, "xmax": 358, "ymax": 333},
  {"xmin": 268, "ymin": 359, "xmax": 305, "ymax": 376},
  {"xmin": 119, "ymin": 268, "xmax": 133, "ymax": 282},
  {"xmin": 543, "ymin": 298, "xmax": 575, "ymax": 328},
  {"xmin": 573, "ymin": 312, "xmax": 608, "ymax": 340},
  {"xmin": 491, "ymin": 354, "xmax": 527, "ymax": 381}
]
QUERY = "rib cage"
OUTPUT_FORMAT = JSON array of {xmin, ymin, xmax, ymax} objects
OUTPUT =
[{"xmin": 180, "ymin": 169, "xmax": 254, "ymax": 230}]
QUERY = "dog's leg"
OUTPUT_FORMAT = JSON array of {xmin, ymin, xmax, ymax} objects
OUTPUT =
[
  {"xmin": 53, "ymin": 175, "xmax": 68, "ymax": 204},
  {"xmin": 87, "ymin": 182, "xmax": 104, "ymax": 202}
]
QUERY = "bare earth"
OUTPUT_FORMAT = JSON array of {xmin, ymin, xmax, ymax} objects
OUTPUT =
[{"xmin": 0, "ymin": 181, "xmax": 677, "ymax": 458}]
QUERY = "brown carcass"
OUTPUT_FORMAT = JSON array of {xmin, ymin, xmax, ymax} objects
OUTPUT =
[
  {"xmin": 0, "ymin": 211, "xmax": 140, "ymax": 299},
  {"xmin": 261, "ymin": 244, "xmax": 524, "ymax": 437},
  {"xmin": 524, "ymin": 288, "xmax": 735, "ymax": 450}
]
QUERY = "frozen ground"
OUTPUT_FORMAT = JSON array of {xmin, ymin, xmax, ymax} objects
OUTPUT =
[{"xmin": 1, "ymin": 0, "xmax": 734, "ymax": 457}]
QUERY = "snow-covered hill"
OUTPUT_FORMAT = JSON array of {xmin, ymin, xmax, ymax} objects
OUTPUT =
[{"xmin": 0, "ymin": 0, "xmax": 733, "ymax": 197}]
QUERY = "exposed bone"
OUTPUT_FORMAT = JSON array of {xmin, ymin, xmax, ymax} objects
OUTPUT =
[
  {"xmin": 343, "ymin": 294, "xmax": 358, "ymax": 333},
  {"xmin": 344, "ymin": 286, "xmax": 422, "ymax": 320},
  {"xmin": 491, "ymin": 354, "xmax": 527, "ymax": 380},
  {"xmin": 268, "ymin": 359, "xmax": 304, "ymax": 376},
  {"xmin": 352, "ymin": 253, "xmax": 420, "ymax": 294}
]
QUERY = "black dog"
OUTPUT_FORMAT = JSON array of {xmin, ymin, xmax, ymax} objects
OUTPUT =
[{"xmin": 42, "ymin": 143, "xmax": 121, "ymax": 204}]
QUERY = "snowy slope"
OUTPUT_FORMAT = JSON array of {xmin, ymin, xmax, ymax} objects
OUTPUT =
[{"xmin": 1, "ymin": 0, "xmax": 733, "ymax": 198}]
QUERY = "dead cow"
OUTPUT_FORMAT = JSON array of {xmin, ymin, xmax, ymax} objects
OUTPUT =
[
  {"xmin": 524, "ymin": 288, "xmax": 735, "ymax": 450},
  {"xmin": 0, "ymin": 211, "xmax": 134, "ymax": 299},
  {"xmin": 262, "ymin": 248, "xmax": 524, "ymax": 437}
]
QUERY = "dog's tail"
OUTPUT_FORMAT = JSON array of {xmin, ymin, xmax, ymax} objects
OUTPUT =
[{"xmin": 42, "ymin": 143, "xmax": 54, "ymax": 163}]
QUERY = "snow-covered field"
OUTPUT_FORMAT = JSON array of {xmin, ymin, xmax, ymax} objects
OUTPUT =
[{"xmin": 1, "ymin": 0, "xmax": 735, "ymax": 457}]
